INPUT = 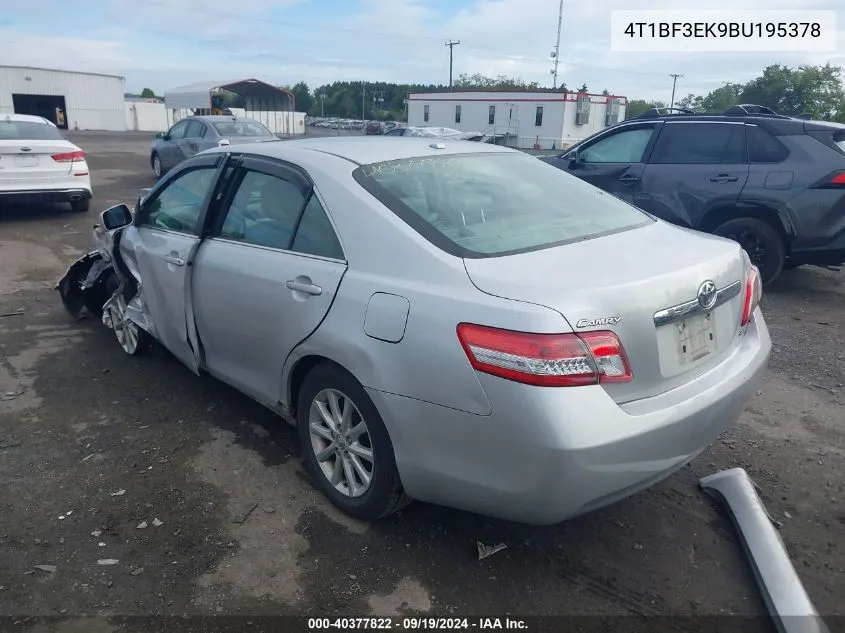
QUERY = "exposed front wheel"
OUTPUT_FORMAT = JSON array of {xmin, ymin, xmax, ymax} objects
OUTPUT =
[
  {"xmin": 296, "ymin": 363, "xmax": 410, "ymax": 521},
  {"xmin": 103, "ymin": 294, "xmax": 147, "ymax": 356},
  {"xmin": 151, "ymin": 153, "xmax": 163, "ymax": 179},
  {"xmin": 712, "ymin": 217, "xmax": 786, "ymax": 285}
]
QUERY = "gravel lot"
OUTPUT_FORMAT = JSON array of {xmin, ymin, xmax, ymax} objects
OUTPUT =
[{"xmin": 0, "ymin": 131, "xmax": 843, "ymax": 631}]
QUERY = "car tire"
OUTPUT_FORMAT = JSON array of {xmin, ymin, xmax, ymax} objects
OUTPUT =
[
  {"xmin": 151, "ymin": 153, "xmax": 163, "ymax": 179},
  {"xmin": 70, "ymin": 198, "xmax": 90, "ymax": 213},
  {"xmin": 296, "ymin": 362, "xmax": 410, "ymax": 521},
  {"xmin": 712, "ymin": 217, "xmax": 785, "ymax": 285}
]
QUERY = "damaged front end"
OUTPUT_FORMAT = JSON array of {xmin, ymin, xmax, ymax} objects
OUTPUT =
[{"xmin": 56, "ymin": 250, "xmax": 118, "ymax": 321}]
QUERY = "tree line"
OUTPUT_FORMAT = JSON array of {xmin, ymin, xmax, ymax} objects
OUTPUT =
[
  {"xmin": 131, "ymin": 63, "xmax": 845, "ymax": 123},
  {"xmin": 626, "ymin": 64, "xmax": 845, "ymax": 122}
]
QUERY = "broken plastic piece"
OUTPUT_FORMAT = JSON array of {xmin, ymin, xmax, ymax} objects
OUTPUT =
[
  {"xmin": 699, "ymin": 468, "xmax": 828, "ymax": 633},
  {"xmin": 476, "ymin": 541, "xmax": 507, "ymax": 561}
]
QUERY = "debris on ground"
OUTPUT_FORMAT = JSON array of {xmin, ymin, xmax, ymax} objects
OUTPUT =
[
  {"xmin": 34, "ymin": 565, "xmax": 57, "ymax": 574},
  {"xmin": 231, "ymin": 502, "xmax": 258, "ymax": 524},
  {"xmin": 130, "ymin": 567, "xmax": 144, "ymax": 576},
  {"xmin": 137, "ymin": 521, "xmax": 148, "ymax": 529},
  {"xmin": 477, "ymin": 541, "xmax": 507, "ymax": 560},
  {"xmin": 109, "ymin": 489, "xmax": 126, "ymax": 497},
  {"xmin": 785, "ymin": 511, "xmax": 793, "ymax": 519},
  {"xmin": 152, "ymin": 518, "xmax": 164, "ymax": 527},
  {"xmin": 98, "ymin": 542, "xmax": 106, "ymax": 547},
  {"xmin": 0, "ymin": 310, "xmax": 25, "ymax": 318},
  {"xmin": 97, "ymin": 559, "xmax": 119, "ymax": 566},
  {"xmin": 91, "ymin": 530, "xmax": 102, "ymax": 537}
]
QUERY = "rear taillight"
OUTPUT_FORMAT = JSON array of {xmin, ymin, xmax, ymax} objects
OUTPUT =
[
  {"xmin": 51, "ymin": 150, "xmax": 85, "ymax": 162},
  {"xmin": 456, "ymin": 323, "xmax": 632, "ymax": 387},
  {"xmin": 741, "ymin": 265, "xmax": 762, "ymax": 326},
  {"xmin": 831, "ymin": 172, "xmax": 845, "ymax": 185}
]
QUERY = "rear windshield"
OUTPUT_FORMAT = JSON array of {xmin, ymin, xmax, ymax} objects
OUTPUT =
[
  {"xmin": 212, "ymin": 120, "xmax": 274, "ymax": 138},
  {"xmin": 352, "ymin": 152, "xmax": 652, "ymax": 258},
  {"xmin": 0, "ymin": 121, "xmax": 64, "ymax": 141}
]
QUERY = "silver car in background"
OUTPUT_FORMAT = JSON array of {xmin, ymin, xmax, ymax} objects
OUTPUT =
[
  {"xmin": 149, "ymin": 115, "xmax": 276, "ymax": 179},
  {"xmin": 59, "ymin": 137, "xmax": 770, "ymax": 525}
]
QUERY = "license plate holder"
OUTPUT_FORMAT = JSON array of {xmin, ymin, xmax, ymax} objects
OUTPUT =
[
  {"xmin": 14, "ymin": 155, "xmax": 38, "ymax": 167},
  {"xmin": 676, "ymin": 312, "xmax": 716, "ymax": 364}
]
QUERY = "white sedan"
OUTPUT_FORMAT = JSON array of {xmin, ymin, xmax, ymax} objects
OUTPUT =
[{"xmin": 0, "ymin": 113, "xmax": 92, "ymax": 212}]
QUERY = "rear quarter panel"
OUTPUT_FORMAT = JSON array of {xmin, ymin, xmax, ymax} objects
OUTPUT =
[{"xmin": 277, "ymin": 149, "xmax": 569, "ymax": 416}]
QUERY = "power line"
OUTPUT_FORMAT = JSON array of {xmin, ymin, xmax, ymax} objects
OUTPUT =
[{"xmin": 445, "ymin": 40, "xmax": 460, "ymax": 91}]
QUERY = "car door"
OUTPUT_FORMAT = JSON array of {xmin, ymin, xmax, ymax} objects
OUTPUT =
[
  {"xmin": 549, "ymin": 122, "xmax": 661, "ymax": 206},
  {"xmin": 180, "ymin": 120, "xmax": 209, "ymax": 159},
  {"xmin": 637, "ymin": 121, "xmax": 749, "ymax": 227},
  {"xmin": 191, "ymin": 155, "xmax": 348, "ymax": 406},
  {"xmin": 118, "ymin": 152, "xmax": 227, "ymax": 373},
  {"xmin": 160, "ymin": 120, "xmax": 189, "ymax": 171}
]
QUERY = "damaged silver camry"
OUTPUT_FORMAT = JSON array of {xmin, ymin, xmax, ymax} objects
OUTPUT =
[{"xmin": 56, "ymin": 140, "xmax": 770, "ymax": 526}]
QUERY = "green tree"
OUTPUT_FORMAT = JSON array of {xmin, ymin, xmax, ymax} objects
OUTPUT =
[
  {"xmin": 675, "ymin": 93, "xmax": 704, "ymax": 111},
  {"xmin": 699, "ymin": 83, "xmax": 743, "ymax": 113},
  {"xmin": 578, "ymin": 83, "xmax": 588, "ymax": 93},
  {"xmin": 601, "ymin": 89, "xmax": 609, "ymax": 96},
  {"xmin": 287, "ymin": 81, "xmax": 313, "ymax": 114},
  {"xmin": 139, "ymin": 88, "xmax": 157, "ymax": 98},
  {"xmin": 739, "ymin": 63, "xmax": 845, "ymax": 120},
  {"xmin": 453, "ymin": 73, "xmax": 540, "ymax": 90},
  {"xmin": 625, "ymin": 99, "xmax": 666, "ymax": 119}
]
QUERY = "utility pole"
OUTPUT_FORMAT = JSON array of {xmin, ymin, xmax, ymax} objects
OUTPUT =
[
  {"xmin": 669, "ymin": 73, "xmax": 684, "ymax": 109},
  {"xmin": 445, "ymin": 40, "xmax": 460, "ymax": 91},
  {"xmin": 362, "ymin": 82, "xmax": 366, "ymax": 126},
  {"xmin": 550, "ymin": 0, "xmax": 563, "ymax": 89}
]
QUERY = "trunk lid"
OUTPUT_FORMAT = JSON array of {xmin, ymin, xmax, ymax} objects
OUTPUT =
[
  {"xmin": 463, "ymin": 221, "xmax": 749, "ymax": 403},
  {"xmin": 0, "ymin": 140, "xmax": 76, "ymax": 184}
]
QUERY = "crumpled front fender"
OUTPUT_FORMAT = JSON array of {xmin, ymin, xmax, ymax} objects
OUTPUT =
[{"xmin": 56, "ymin": 252, "xmax": 117, "ymax": 321}]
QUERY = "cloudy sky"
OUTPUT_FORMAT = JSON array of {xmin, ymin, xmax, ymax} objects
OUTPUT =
[{"xmin": 1, "ymin": 0, "xmax": 843, "ymax": 102}]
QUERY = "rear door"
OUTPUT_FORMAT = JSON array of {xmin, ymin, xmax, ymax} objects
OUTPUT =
[
  {"xmin": 637, "ymin": 121, "xmax": 749, "ymax": 227},
  {"xmin": 118, "ymin": 152, "xmax": 227, "ymax": 373},
  {"xmin": 191, "ymin": 155, "xmax": 347, "ymax": 406},
  {"xmin": 0, "ymin": 119, "xmax": 76, "ymax": 188},
  {"xmin": 548, "ymin": 122, "xmax": 661, "ymax": 206},
  {"xmin": 160, "ymin": 120, "xmax": 189, "ymax": 171},
  {"xmin": 177, "ymin": 120, "xmax": 208, "ymax": 160}
]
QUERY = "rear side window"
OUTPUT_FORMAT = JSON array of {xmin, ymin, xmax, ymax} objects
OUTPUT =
[
  {"xmin": 352, "ymin": 153, "xmax": 652, "ymax": 258},
  {"xmin": 746, "ymin": 125, "xmax": 789, "ymax": 163},
  {"xmin": 650, "ymin": 123, "xmax": 746, "ymax": 164},
  {"xmin": 0, "ymin": 121, "xmax": 64, "ymax": 140},
  {"xmin": 212, "ymin": 120, "xmax": 274, "ymax": 138}
]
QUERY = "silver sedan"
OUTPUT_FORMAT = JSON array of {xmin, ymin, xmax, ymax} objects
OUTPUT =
[{"xmin": 59, "ymin": 137, "xmax": 771, "ymax": 525}]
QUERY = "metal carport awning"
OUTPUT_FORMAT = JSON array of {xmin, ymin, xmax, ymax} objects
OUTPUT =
[{"xmin": 163, "ymin": 79, "xmax": 295, "ymax": 113}]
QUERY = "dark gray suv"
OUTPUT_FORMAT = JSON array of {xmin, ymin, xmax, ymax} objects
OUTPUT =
[{"xmin": 542, "ymin": 105, "xmax": 845, "ymax": 283}]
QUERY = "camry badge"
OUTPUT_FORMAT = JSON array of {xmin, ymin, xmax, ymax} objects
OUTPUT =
[{"xmin": 576, "ymin": 316, "xmax": 622, "ymax": 328}]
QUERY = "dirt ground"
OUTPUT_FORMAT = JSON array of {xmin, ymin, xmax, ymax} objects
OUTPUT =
[{"xmin": 0, "ymin": 132, "xmax": 843, "ymax": 631}]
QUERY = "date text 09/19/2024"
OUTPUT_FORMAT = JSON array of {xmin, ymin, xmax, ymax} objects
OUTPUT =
[{"xmin": 307, "ymin": 617, "xmax": 529, "ymax": 630}]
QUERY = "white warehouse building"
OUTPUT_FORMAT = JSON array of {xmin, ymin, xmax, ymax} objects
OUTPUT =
[
  {"xmin": 0, "ymin": 65, "xmax": 126, "ymax": 131},
  {"xmin": 407, "ymin": 90, "xmax": 628, "ymax": 150}
]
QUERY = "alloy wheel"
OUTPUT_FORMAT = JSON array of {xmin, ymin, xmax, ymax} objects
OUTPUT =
[
  {"xmin": 308, "ymin": 388, "xmax": 374, "ymax": 498},
  {"xmin": 109, "ymin": 296, "xmax": 141, "ymax": 355}
]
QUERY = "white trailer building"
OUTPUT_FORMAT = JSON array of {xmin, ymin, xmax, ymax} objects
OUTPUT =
[
  {"xmin": 0, "ymin": 65, "xmax": 125, "ymax": 131},
  {"xmin": 407, "ymin": 90, "xmax": 627, "ymax": 150}
]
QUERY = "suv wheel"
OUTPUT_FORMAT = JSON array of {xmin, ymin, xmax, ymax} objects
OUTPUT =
[{"xmin": 713, "ymin": 217, "xmax": 785, "ymax": 284}]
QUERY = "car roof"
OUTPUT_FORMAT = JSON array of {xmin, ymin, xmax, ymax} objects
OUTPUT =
[
  {"xmin": 2, "ymin": 113, "xmax": 55, "ymax": 126},
  {"xmin": 218, "ymin": 136, "xmax": 514, "ymax": 166},
  {"xmin": 186, "ymin": 115, "xmax": 264, "ymax": 124}
]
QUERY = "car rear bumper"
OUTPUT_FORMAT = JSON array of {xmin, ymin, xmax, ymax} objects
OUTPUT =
[
  {"xmin": 0, "ymin": 187, "xmax": 92, "ymax": 205},
  {"xmin": 789, "ymin": 227, "xmax": 845, "ymax": 266},
  {"xmin": 370, "ymin": 308, "xmax": 771, "ymax": 525}
]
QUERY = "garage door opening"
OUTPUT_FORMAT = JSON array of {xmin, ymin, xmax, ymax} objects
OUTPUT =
[{"xmin": 12, "ymin": 94, "xmax": 68, "ymax": 129}]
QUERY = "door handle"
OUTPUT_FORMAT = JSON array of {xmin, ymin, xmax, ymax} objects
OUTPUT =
[
  {"xmin": 286, "ymin": 280, "xmax": 322, "ymax": 296},
  {"xmin": 164, "ymin": 255, "xmax": 185, "ymax": 266},
  {"xmin": 617, "ymin": 174, "xmax": 640, "ymax": 183},
  {"xmin": 710, "ymin": 175, "xmax": 738, "ymax": 183},
  {"xmin": 189, "ymin": 142, "xmax": 198, "ymax": 151}
]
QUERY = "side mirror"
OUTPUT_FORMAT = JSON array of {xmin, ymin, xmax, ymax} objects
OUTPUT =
[
  {"xmin": 568, "ymin": 148, "xmax": 583, "ymax": 169},
  {"xmin": 155, "ymin": 132, "xmax": 169, "ymax": 140},
  {"xmin": 101, "ymin": 203, "xmax": 133, "ymax": 231}
]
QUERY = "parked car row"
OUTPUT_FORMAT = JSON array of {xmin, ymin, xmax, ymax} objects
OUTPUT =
[{"xmin": 60, "ymin": 132, "xmax": 770, "ymax": 526}]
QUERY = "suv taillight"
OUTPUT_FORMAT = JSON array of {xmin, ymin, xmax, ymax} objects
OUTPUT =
[
  {"xmin": 456, "ymin": 324, "xmax": 632, "ymax": 387},
  {"xmin": 741, "ymin": 265, "xmax": 763, "ymax": 326}
]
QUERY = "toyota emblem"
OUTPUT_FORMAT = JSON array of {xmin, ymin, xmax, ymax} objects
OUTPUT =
[{"xmin": 697, "ymin": 280, "xmax": 717, "ymax": 309}]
